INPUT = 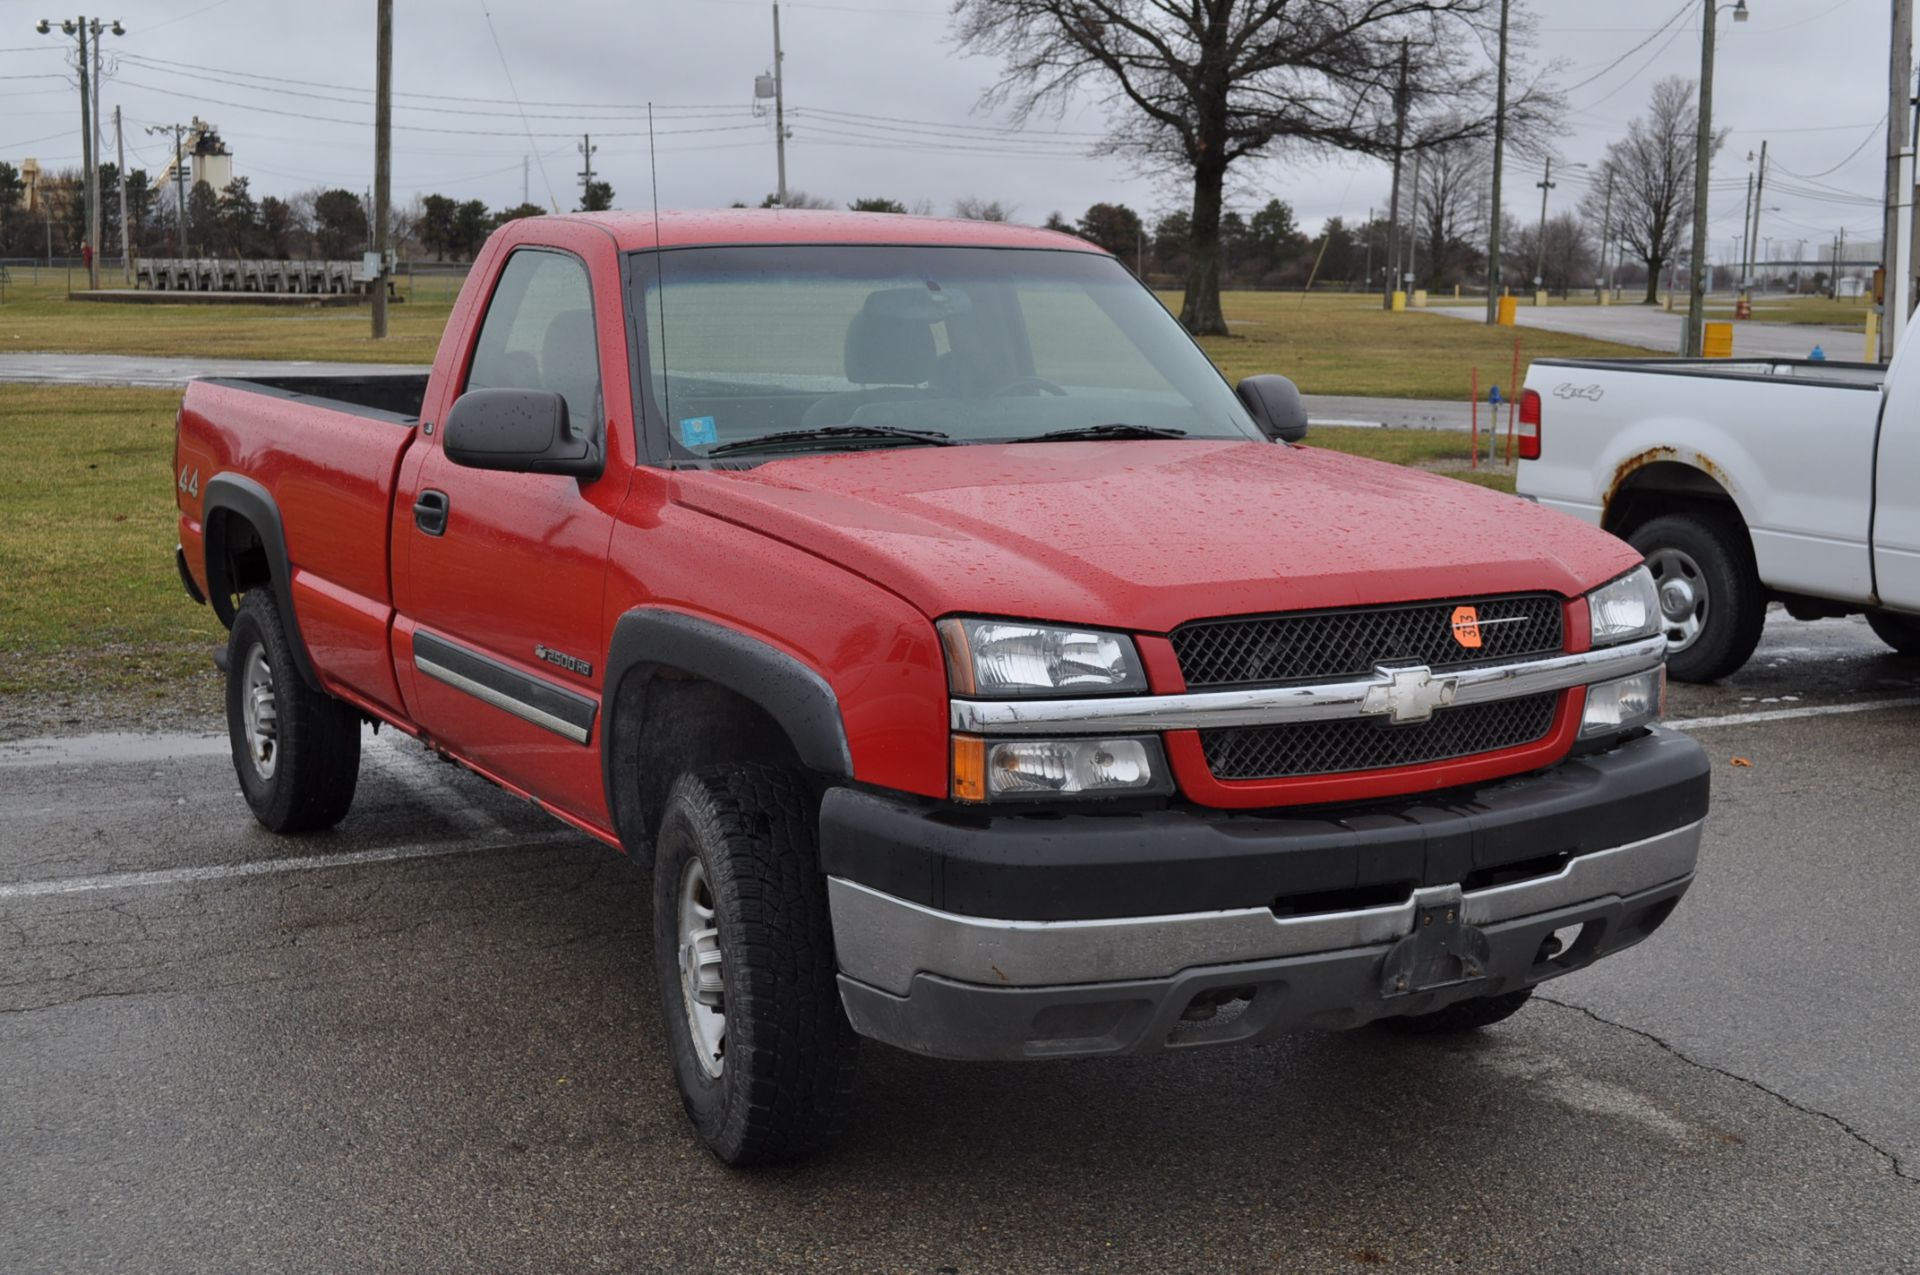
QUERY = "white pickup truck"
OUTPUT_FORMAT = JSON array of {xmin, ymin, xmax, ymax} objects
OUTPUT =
[{"xmin": 1516, "ymin": 352, "xmax": 1920, "ymax": 681}]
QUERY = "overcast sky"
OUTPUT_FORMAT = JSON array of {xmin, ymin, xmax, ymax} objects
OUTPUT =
[{"xmin": 0, "ymin": 0, "xmax": 1903, "ymax": 265}]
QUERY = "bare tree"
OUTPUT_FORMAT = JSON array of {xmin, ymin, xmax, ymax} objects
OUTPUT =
[
  {"xmin": 1507, "ymin": 210, "xmax": 1593, "ymax": 296},
  {"xmin": 1581, "ymin": 76, "xmax": 1723, "ymax": 305},
  {"xmin": 953, "ymin": 0, "xmax": 1531, "ymax": 335},
  {"xmin": 1413, "ymin": 137, "xmax": 1487, "ymax": 290},
  {"xmin": 952, "ymin": 196, "xmax": 1015, "ymax": 221}
]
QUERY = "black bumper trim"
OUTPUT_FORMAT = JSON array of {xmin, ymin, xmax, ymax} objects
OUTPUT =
[
  {"xmin": 820, "ymin": 726, "xmax": 1709, "ymax": 921},
  {"xmin": 838, "ymin": 876, "xmax": 1690, "ymax": 1060}
]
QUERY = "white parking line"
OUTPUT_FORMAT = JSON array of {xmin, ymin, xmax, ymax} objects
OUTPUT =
[
  {"xmin": 0, "ymin": 833, "xmax": 578, "ymax": 901},
  {"xmin": 1667, "ymin": 695, "xmax": 1920, "ymax": 732},
  {"xmin": 0, "ymin": 733, "xmax": 230, "ymax": 768}
]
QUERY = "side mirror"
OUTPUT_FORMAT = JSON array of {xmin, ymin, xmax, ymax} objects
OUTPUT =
[
  {"xmin": 443, "ymin": 388, "xmax": 602, "ymax": 479},
  {"xmin": 1236, "ymin": 374, "xmax": 1309, "ymax": 443}
]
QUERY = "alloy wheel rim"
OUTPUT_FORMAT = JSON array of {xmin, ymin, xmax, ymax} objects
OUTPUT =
[
  {"xmin": 676, "ymin": 856, "xmax": 726, "ymax": 1079},
  {"xmin": 1646, "ymin": 547, "xmax": 1709, "ymax": 654},
  {"xmin": 240, "ymin": 644, "xmax": 279, "ymax": 780}
]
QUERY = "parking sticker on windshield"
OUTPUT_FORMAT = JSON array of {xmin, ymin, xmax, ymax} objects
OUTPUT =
[{"xmin": 678, "ymin": 416, "xmax": 719, "ymax": 446}]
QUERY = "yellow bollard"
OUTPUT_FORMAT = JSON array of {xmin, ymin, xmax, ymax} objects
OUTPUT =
[
  {"xmin": 1866, "ymin": 310, "xmax": 1880, "ymax": 362},
  {"xmin": 1454, "ymin": 284, "xmax": 1461, "ymax": 298},
  {"xmin": 1391, "ymin": 290, "xmax": 1407, "ymax": 312},
  {"xmin": 1702, "ymin": 321, "xmax": 1734, "ymax": 358},
  {"xmin": 1534, "ymin": 290, "xmax": 1550, "ymax": 307},
  {"xmin": 1496, "ymin": 295, "xmax": 1518, "ymax": 326},
  {"xmin": 1411, "ymin": 289, "xmax": 1428, "ymax": 308}
]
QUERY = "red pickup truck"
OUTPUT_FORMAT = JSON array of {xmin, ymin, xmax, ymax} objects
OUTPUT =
[{"xmin": 174, "ymin": 210, "xmax": 1708, "ymax": 1165}]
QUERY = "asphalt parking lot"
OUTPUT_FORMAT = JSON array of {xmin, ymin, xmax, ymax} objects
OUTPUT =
[{"xmin": 4, "ymin": 609, "xmax": 1919, "ymax": 1273}]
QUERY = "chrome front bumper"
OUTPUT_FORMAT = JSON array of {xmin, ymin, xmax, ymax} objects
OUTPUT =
[{"xmin": 825, "ymin": 817, "xmax": 1697, "ymax": 1052}]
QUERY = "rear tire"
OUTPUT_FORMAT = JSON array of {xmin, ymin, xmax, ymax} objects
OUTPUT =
[
  {"xmin": 226, "ymin": 589, "xmax": 361, "ymax": 833},
  {"xmin": 651, "ymin": 764, "xmax": 857, "ymax": 1167},
  {"xmin": 1378, "ymin": 988, "xmax": 1534, "ymax": 1035},
  {"xmin": 1629, "ymin": 512, "xmax": 1766, "ymax": 683},
  {"xmin": 1866, "ymin": 609, "xmax": 1920, "ymax": 656}
]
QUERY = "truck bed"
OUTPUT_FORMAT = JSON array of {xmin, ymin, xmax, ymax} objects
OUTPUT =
[
  {"xmin": 198, "ymin": 373, "xmax": 431, "ymax": 422},
  {"xmin": 1537, "ymin": 356, "xmax": 1885, "ymax": 390}
]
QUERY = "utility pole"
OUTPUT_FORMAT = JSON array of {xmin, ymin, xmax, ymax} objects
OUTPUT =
[
  {"xmin": 1533, "ymin": 158, "xmax": 1555, "ymax": 292},
  {"xmin": 77, "ymin": 17, "xmax": 93, "ymax": 286},
  {"xmin": 522, "ymin": 154, "xmax": 529, "ymax": 206},
  {"xmin": 1884, "ymin": 0, "xmax": 1915, "ymax": 359},
  {"xmin": 87, "ymin": 14, "xmax": 103, "ymax": 289},
  {"xmin": 1384, "ymin": 40, "xmax": 1410, "ymax": 309},
  {"xmin": 115, "ymin": 105, "xmax": 129, "ymax": 284},
  {"xmin": 577, "ymin": 134, "xmax": 596, "ymax": 209},
  {"xmin": 1363, "ymin": 205, "xmax": 1374, "ymax": 291},
  {"xmin": 1685, "ymin": 0, "xmax": 1717, "ymax": 356},
  {"xmin": 1485, "ymin": 0, "xmax": 1512, "ymax": 322},
  {"xmin": 371, "ymin": 0, "xmax": 391, "ymax": 340},
  {"xmin": 1407, "ymin": 146, "xmax": 1424, "ymax": 291},
  {"xmin": 1749, "ymin": 139, "xmax": 1769, "ymax": 294},
  {"xmin": 1599, "ymin": 167, "xmax": 1616, "ymax": 298},
  {"xmin": 1739, "ymin": 168, "xmax": 1754, "ymax": 290},
  {"xmin": 144, "ymin": 122, "xmax": 190, "ymax": 252},
  {"xmin": 771, "ymin": 2, "xmax": 788, "ymax": 207}
]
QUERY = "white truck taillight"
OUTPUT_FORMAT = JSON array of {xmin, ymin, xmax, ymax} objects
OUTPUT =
[{"xmin": 1517, "ymin": 389, "xmax": 1542, "ymax": 461}]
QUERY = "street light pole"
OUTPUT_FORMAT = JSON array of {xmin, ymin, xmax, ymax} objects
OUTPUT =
[
  {"xmin": 35, "ymin": 15, "xmax": 122, "ymax": 289},
  {"xmin": 1884, "ymin": 0, "xmax": 1915, "ymax": 359},
  {"xmin": 1533, "ymin": 157, "xmax": 1555, "ymax": 293},
  {"xmin": 1484, "ymin": 0, "xmax": 1512, "ymax": 323},
  {"xmin": 371, "ymin": 0, "xmax": 391, "ymax": 340},
  {"xmin": 1687, "ymin": 0, "xmax": 1747, "ymax": 356},
  {"xmin": 772, "ymin": 2, "xmax": 788, "ymax": 207}
]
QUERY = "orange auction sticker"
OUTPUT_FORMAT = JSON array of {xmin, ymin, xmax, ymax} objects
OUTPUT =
[{"xmin": 1451, "ymin": 605, "xmax": 1483, "ymax": 649}]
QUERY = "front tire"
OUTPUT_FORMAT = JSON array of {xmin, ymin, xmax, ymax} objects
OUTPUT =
[
  {"xmin": 1867, "ymin": 609, "xmax": 1920, "ymax": 656},
  {"xmin": 1629, "ymin": 512, "xmax": 1766, "ymax": 683},
  {"xmin": 226, "ymin": 589, "xmax": 362, "ymax": 833},
  {"xmin": 651, "ymin": 764, "xmax": 857, "ymax": 1167}
]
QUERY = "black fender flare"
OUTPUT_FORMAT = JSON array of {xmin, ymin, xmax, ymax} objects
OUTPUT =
[
  {"xmin": 600, "ymin": 609, "xmax": 854, "ymax": 850},
  {"xmin": 201, "ymin": 473, "xmax": 320, "ymax": 688}
]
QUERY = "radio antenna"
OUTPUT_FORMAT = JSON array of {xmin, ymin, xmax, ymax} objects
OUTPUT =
[{"xmin": 648, "ymin": 102, "xmax": 672, "ymax": 433}]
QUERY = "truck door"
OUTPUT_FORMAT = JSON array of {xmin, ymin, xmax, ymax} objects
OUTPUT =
[
  {"xmin": 1874, "ymin": 350, "xmax": 1920, "ymax": 610},
  {"xmin": 395, "ymin": 241, "xmax": 631, "ymax": 827}
]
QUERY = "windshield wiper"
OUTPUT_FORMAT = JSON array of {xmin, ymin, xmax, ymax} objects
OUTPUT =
[
  {"xmin": 1010, "ymin": 423, "xmax": 1189, "ymax": 443},
  {"xmin": 704, "ymin": 425, "xmax": 956, "ymax": 456}
]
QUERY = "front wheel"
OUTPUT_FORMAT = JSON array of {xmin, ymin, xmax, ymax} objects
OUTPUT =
[
  {"xmin": 226, "ymin": 589, "xmax": 362, "ymax": 833},
  {"xmin": 650, "ymin": 764, "xmax": 857, "ymax": 1167},
  {"xmin": 1866, "ymin": 609, "xmax": 1920, "ymax": 657},
  {"xmin": 1629, "ymin": 512, "xmax": 1767, "ymax": 683}
]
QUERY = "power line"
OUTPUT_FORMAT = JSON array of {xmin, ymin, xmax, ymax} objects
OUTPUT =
[
  {"xmin": 478, "ymin": 0, "xmax": 558, "ymax": 210},
  {"xmin": 1556, "ymin": 0, "xmax": 1693, "ymax": 96}
]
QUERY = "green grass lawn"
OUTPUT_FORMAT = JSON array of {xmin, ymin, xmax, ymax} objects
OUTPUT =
[
  {"xmin": 0, "ymin": 384, "xmax": 1514, "ymax": 719},
  {"xmin": 1702, "ymin": 295, "xmax": 1873, "ymax": 327},
  {"xmin": 1, "ymin": 274, "xmax": 1646, "ymax": 398},
  {"xmin": 0, "ymin": 386, "xmax": 224, "ymax": 719},
  {"xmin": 1163, "ymin": 291, "xmax": 1646, "ymax": 399},
  {"xmin": 0, "ymin": 275, "xmax": 451, "ymax": 363}
]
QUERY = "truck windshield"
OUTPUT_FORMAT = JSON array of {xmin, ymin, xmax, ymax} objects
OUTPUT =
[{"xmin": 631, "ymin": 245, "xmax": 1262, "ymax": 456}]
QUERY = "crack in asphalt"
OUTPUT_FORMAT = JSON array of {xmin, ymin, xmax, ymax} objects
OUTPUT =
[{"xmin": 1540, "ymin": 995, "xmax": 1919, "ymax": 1185}]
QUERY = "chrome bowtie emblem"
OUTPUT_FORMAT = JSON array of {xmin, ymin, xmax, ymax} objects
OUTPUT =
[{"xmin": 1361, "ymin": 664, "xmax": 1458, "ymax": 724}]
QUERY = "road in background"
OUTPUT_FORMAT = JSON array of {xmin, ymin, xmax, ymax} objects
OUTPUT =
[
  {"xmin": 3, "ymin": 610, "xmax": 1917, "ymax": 1271},
  {"xmin": 1425, "ymin": 303, "xmax": 1864, "ymax": 361}
]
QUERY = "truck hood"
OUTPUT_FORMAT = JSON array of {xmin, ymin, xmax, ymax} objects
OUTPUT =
[{"xmin": 672, "ymin": 441, "xmax": 1642, "ymax": 633}]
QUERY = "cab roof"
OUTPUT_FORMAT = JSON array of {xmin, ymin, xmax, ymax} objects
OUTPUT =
[{"xmin": 546, "ymin": 208, "xmax": 1105, "ymax": 254}]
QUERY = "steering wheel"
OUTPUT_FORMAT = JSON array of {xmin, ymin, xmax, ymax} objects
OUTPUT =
[{"xmin": 989, "ymin": 376, "xmax": 1069, "ymax": 398}]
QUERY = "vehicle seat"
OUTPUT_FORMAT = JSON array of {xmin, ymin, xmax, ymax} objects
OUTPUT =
[
  {"xmin": 541, "ymin": 309, "xmax": 603, "ymax": 433},
  {"xmin": 800, "ymin": 301, "xmax": 937, "ymax": 427}
]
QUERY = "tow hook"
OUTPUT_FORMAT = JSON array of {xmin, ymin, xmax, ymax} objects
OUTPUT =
[{"xmin": 1380, "ymin": 887, "xmax": 1492, "ymax": 997}]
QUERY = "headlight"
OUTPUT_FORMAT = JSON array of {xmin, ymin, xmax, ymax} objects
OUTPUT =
[
  {"xmin": 1586, "ymin": 566, "xmax": 1661, "ymax": 647},
  {"xmin": 938, "ymin": 617, "xmax": 1147, "ymax": 696},
  {"xmin": 1580, "ymin": 667, "xmax": 1663, "ymax": 739},
  {"xmin": 951, "ymin": 734, "xmax": 1168, "ymax": 802}
]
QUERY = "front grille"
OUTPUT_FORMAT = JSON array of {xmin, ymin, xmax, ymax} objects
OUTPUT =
[
  {"xmin": 1171, "ymin": 595, "xmax": 1564, "ymax": 689},
  {"xmin": 1200, "ymin": 692, "xmax": 1560, "ymax": 781}
]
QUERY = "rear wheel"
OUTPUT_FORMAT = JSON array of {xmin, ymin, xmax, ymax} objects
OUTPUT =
[
  {"xmin": 1377, "ymin": 987, "xmax": 1534, "ymax": 1035},
  {"xmin": 1866, "ymin": 609, "xmax": 1920, "ymax": 656},
  {"xmin": 226, "ymin": 589, "xmax": 362, "ymax": 833},
  {"xmin": 1629, "ymin": 512, "xmax": 1766, "ymax": 683},
  {"xmin": 650, "ymin": 764, "xmax": 857, "ymax": 1166}
]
